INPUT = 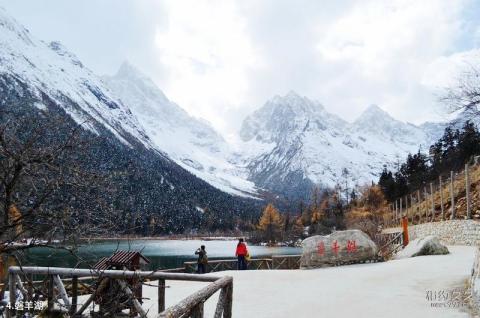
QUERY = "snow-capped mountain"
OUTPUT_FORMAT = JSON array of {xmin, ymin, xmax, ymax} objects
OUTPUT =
[
  {"xmin": 0, "ymin": 6, "xmax": 259, "ymax": 232},
  {"xmin": 0, "ymin": 7, "xmax": 150, "ymax": 148},
  {"xmin": 239, "ymin": 92, "xmax": 444, "ymax": 198},
  {"xmin": 0, "ymin": 5, "xmax": 452, "ymax": 205},
  {"xmin": 103, "ymin": 63, "xmax": 257, "ymax": 197}
]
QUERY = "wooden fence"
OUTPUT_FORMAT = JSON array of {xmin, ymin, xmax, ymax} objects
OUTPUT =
[
  {"xmin": 5, "ymin": 255, "xmax": 303, "ymax": 317},
  {"xmin": 6, "ymin": 266, "xmax": 233, "ymax": 318},
  {"xmin": 375, "ymin": 232, "xmax": 403, "ymax": 260},
  {"xmin": 182, "ymin": 255, "xmax": 302, "ymax": 273},
  {"xmin": 271, "ymin": 255, "xmax": 302, "ymax": 270},
  {"xmin": 184, "ymin": 258, "xmax": 272, "ymax": 273},
  {"xmin": 385, "ymin": 159, "xmax": 480, "ymax": 227}
]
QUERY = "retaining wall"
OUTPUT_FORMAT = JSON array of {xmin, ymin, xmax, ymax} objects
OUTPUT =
[{"xmin": 408, "ymin": 220, "xmax": 480, "ymax": 246}]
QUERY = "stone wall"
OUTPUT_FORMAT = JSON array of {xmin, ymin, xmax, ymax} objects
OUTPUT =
[
  {"xmin": 470, "ymin": 247, "xmax": 480, "ymax": 311},
  {"xmin": 408, "ymin": 220, "xmax": 480, "ymax": 246}
]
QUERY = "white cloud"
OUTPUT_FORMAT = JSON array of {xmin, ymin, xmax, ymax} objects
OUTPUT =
[
  {"xmin": 152, "ymin": 0, "xmax": 260, "ymax": 133},
  {"xmin": 0, "ymin": 0, "xmax": 478, "ymax": 135},
  {"xmin": 304, "ymin": 0, "xmax": 471, "ymax": 123}
]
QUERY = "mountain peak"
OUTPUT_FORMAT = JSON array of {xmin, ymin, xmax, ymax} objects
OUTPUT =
[
  {"xmin": 364, "ymin": 104, "xmax": 387, "ymax": 115},
  {"xmin": 272, "ymin": 90, "xmax": 304, "ymax": 103},
  {"xmin": 267, "ymin": 91, "xmax": 324, "ymax": 117},
  {"xmin": 355, "ymin": 104, "xmax": 393, "ymax": 124},
  {"xmin": 115, "ymin": 61, "xmax": 145, "ymax": 79},
  {"xmin": 286, "ymin": 90, "xmax": 301, "ymax": 98}
]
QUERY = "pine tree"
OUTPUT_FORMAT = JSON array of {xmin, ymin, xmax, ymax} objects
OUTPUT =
[
  {"xmin": 378, "ymin": 167, "xmax": 396, "ymax": 202},
  {"xmin": 393, "ymin": 171, "xmax": 408, "ymax": 198},
  {"xmin": 400, "ymin": 151, "xmax": 429, "ymax": 191},
  {"xmin": 458, "ymin": 121, "xmax": 480, "ymax": 163}
]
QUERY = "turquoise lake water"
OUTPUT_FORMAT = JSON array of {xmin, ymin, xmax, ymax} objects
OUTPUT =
[{"xmin": 23, "ymin": 239, "xmax": 302, "ymax": 270}]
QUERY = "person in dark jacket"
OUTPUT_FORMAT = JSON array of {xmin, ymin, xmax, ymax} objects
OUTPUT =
[
  {"xmin": 195, "ymin": 245, "xmax": 208, "ymax": 274},
  {"xmin": 235, "ymin": 238, "xmax": 248, "ymax": 270}
]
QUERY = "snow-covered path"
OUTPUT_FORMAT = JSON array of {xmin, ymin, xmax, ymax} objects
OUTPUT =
[{"xmin": 140, "ymin": 246, "xmax": 475, "ymax": 317}]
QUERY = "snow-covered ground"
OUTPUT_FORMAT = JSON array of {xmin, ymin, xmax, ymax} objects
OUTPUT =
[{"xmin": 136, "ymin": 246, "xmax": 475, "ymax": 317}]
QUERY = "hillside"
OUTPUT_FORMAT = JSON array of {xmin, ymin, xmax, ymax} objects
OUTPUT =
[{"xmin": 393, "ymin": 160, "xmax": 480, "ymax": 224}]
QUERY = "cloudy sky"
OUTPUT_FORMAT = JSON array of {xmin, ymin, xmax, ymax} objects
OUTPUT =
[{"xmin": 1, "ymin": 0, "xmax": 479, "ymax": 139}]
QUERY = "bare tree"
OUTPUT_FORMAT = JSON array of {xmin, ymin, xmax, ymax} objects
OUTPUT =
[
  {"xmin": 442, "ymin": 66, "xmax": 480, "ymax": 118},
  {"xmin": 0, "ymin": 109, "xmax": 119, "ymax": 299}
]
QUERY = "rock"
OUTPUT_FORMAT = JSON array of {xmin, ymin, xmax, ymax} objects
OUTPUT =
[
  {"xmin": 395, "ymin": 236, "xmax": 449, "ymax": 259},
  {"xmin": 300, "ymin": 230, "xmax": 378, "ymax": 269}
]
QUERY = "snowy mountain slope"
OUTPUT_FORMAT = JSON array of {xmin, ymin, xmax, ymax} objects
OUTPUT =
[
  {"xmin": 103, "ymin": 63, "xmax": 257, "ymax": 197},
  {"xmin": 0, "ymin": 6, "xmax": 261, "ymax": 233},
  {"xmin": 239, "ymin": 92, "xmax": 444, "ymax": 197},
  {"xmin": 0, "ymin": 7, "xmax": 150, "ymax": 148}
]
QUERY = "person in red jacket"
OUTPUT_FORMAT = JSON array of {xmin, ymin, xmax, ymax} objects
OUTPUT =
[{"xmin": 235, "ymin": 238, "xmax": 248, "ymax": 270}]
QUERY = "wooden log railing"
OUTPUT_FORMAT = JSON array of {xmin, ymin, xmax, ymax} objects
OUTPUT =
[
  {"xmin": 376, "ymin": 232, "xmax": 404, "ymax": 260},
  {"xmin": 271, "ymin": 255, "xmax": 301, "ymax": 270},
  {"xmin": 6, "ymin": 266, "xmax": 233, "ymax": 318},
  {"xmin": 182, "ymin": 256, "xmax": 302, "ymax": 273},
  {"xmin": 183, "ymin": 258, "xmax": 272, "ymax": 273}
]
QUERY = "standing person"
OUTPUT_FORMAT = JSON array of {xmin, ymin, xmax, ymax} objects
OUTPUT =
[
  {"xmin": 235, "ymin": 238, "xmax": 248, "ymax": 270},
  {"xmin": 195, "ymin": 245, "xmax": 208, "ymax": 274}
]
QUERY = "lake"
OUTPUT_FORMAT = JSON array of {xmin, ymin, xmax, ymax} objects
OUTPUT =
[{"xmin": 23, "ymin": 239, "xmax": 302, "ymax": 270}]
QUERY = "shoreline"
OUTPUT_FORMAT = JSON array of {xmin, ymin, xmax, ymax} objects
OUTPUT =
[{"xmin": 80, "ymin": 236, "xmax": 244, "ymax": 242}]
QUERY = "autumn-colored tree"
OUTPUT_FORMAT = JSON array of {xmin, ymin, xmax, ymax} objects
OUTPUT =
[
  {"xmin": 300, "ymin": 207, "xmax": 312, "ymax": 226},
  {"xmin": 309, "ymin": 198, "xmax": 329, "ymax": 235},
  {"xmin": 257, "ymin": 203, "xmax": 283, "ymax": 243},
  {"xmin": 311, "ymin": 208, "xmax": 324, "ymax": 224},
  {"xmin": 362, "ymin": 185, "xmax": 386, "ymax": 210},
  {"xmin": 345, "ymin": 185, "xmax": 389, "ymax": 237},
  {"xmin": 292, "ymin": 217, "xmax": 305, "ymax": 237}
]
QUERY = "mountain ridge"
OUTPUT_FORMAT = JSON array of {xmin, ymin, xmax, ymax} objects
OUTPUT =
[{"xmin": 238, "ymin": 92, "xmax": 446, "ymax": 199}]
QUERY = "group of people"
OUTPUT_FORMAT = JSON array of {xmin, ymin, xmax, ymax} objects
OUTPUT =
[{"xmin": 194, "ymin": 238, "xmax": 249, "ymax": 274}]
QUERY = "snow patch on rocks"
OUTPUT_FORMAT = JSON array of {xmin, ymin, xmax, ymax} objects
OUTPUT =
[{"xmin": 395, "ymin": 235, "xmax": 449, "ymax": 259}]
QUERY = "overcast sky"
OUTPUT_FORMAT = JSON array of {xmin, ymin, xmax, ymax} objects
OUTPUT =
[{"xmin": 1, "ymin": 0, "xmax": 479, "ymax": 139}]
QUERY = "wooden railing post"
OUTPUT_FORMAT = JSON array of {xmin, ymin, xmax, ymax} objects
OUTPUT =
[
  {"xmin": 450, "ymin": 171, "xmax": 456, "ymax": 219},
  {"xmin": 224, "ymin": 283, "xmax": 233, "ymax": 318},
  {"xmin": 439, "ymin": 175, "xmax": 445, "ymax": 220},
  {"xmin": 423, "ymin": 187, "xmax": 428, "ymax": 222},
  {"xmin": 417, "ymin": 190, "xmax": 421, "ymax": 223},
  {"xmin": 466, "ymin": 164, "xmax": 472, "ymax": 219},
  {"xmin": 395, "ymin": 200, "xmax": 398, "ymax": 221},
  {"xmin": 191, "ymin": 302, "xmax": 204, "ymax": 318},
  {"xmin": 47, "ymin": 274, "xmax": 54, "ymax": 314},
  {"xmin": 410, "ymin": 194, "xmax": 415, "ymax": 223},
  {"xmin": 430, "ymin": 182, "xmax": 435, "ymax": 222},
  {"xmin": 405, "ymin": 196, "xmax": 408, "ymax": 219},
  {"xmin": 158, "ymin": 279, "xmax": 166, "ymax": 313},
  {"xmin": 70, "ymin": 276, "xmax": 78, "ymax": 315},
  {"xmin": 27, "ymin": 274, "xmax": 34, "ymax": 315},
  {"xmin": 399, "ymin": 197, "xmax": 403, "ymax": 219},
  {"xmin": 214, "ymin": 287, "xmax": 227, "ymax": 318},
  {"xmin": 7, "ymin": 272, "xmax": 15, "ymax": 318}
]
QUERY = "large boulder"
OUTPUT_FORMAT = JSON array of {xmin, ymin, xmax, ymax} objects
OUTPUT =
[
  {"xmin": 395, "ymin": 236, "xmax": 449, "ymax": 259},
  {"xmin": 300, "ymin": 230, "xmax": 379, "ymax": 269}
]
